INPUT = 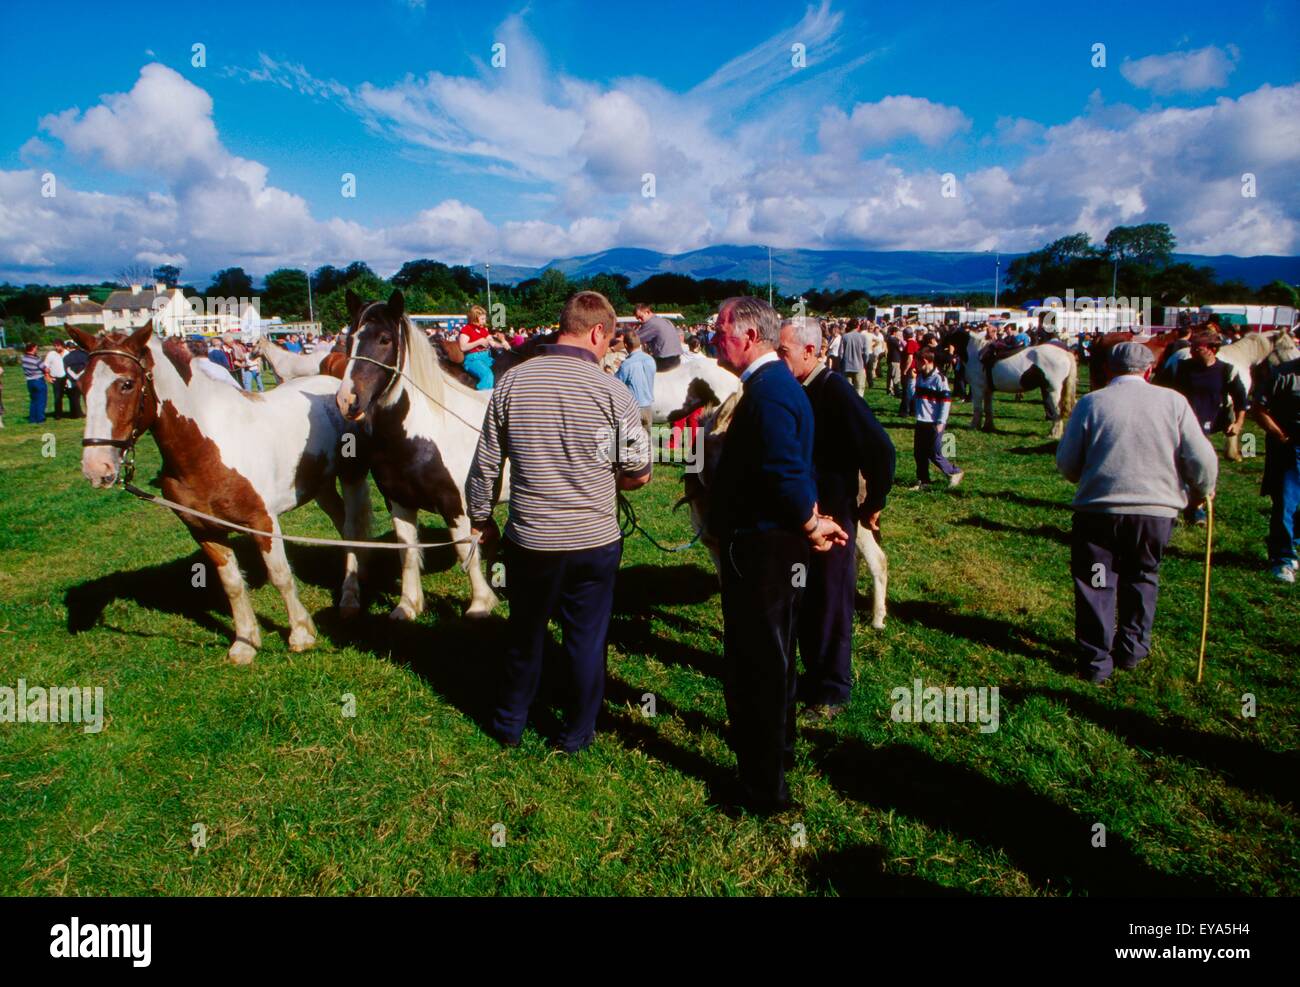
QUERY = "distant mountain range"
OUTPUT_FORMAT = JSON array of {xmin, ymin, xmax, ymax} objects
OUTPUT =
[{"xmin": 488, "ymin": 244, "xmax": 1300, "ymax": 295}]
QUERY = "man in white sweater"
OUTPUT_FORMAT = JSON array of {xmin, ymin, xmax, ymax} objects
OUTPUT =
[{"xmin": 1056, "ymin": 342, "xmax": 1218, "ymax": 683}]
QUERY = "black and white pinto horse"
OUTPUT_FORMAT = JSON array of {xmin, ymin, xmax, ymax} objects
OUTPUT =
[
  {"xmin": 335, "ymin": 290, "xmax": 499, "ymax": 620},
  {"xmin": 943, "ymin": 328, "xmax": 1078, "ymax": 438}
]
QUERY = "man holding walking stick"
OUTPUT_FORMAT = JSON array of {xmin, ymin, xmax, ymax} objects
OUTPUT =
[{"xmin": 1055, "ymin": 343, "xmax": 1218, "ymax": 684}]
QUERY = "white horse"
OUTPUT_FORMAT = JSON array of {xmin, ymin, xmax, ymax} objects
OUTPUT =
[
  {"xmin": 681, "ymin": 391, "xmax": 889, "ymax": 629},
  {"xmin": 336, "ymin": 290, "xmax": 501, "ymax": 619},
  {"xmin": 72, "ymin": 323, "xmax": 371, "ymax": 664},
  {"xmin": 252, "ymin": 336, "xmax": 339, "ymax": 382},
  {"xmin": 650, "ymin": 354, "xmax": 741, "ymax": 423},
  {"xmin": 945, "ymin": 328, "xmax": 1078, "ymax": 439},
  {"xmin": 1218, "ymin": 329, "xmax": 1300, "ymax": 460}
]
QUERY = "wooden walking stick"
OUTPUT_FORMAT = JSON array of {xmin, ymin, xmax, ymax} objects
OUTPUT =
[{"xmin": 1196, "ymin": 496, "xmax": 1215, "ymax": 684}]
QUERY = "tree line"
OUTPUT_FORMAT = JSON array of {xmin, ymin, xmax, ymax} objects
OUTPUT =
[{"xmin": 2, "ymin": 225, "xmax": 1295, "ymax": 346}]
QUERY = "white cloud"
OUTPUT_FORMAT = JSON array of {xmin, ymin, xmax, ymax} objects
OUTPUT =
[
  {"xmin": 818, "ymin": 95, "xmax": 971, "ymax": 151},
  {"xmin": 1120, "ymin": 45, "xmax": 1239, "ymax": 95}
]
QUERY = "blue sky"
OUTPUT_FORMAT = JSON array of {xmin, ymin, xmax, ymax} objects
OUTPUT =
[{"xmin": 1, "ymin": 0, "xmax": 1297, "ymax": 282}]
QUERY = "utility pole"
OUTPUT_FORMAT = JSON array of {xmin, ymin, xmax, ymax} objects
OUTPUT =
[
  {"xmin": 768, "ymin": 246, "xmax": 774, "ymax": 306},
  {"xmin": 485, "ymin": 263, "xmax": 493, "ymax": 326},
  {"xmin": 306, "ymin": 268, "xmax": 315, "ymax": 335},
  {"xmin": 994, "ymin": 252, "xmax": 1000, "ymax": 308}
]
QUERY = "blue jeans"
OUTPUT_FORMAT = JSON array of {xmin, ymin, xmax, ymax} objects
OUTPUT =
[
  {"xmin": 27, "ymin": 378, "xmax": 47, "ymax": 423},
  {"xmin": 463, "ymin": 349, "xmax": 494, "ymax": 390},
  {"xmin": 1267, "ymin": 443, "xmax": 1300, "ymax": 566},
  {"xmin": 242, "ymin": 368, "xmax": 263, "ymax": 391}
]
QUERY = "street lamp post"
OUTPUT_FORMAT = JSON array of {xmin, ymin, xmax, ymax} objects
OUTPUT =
[
  {"xmin": 768, "ymin": 246, "xmax": 774, "ymax": 306},
  {"xmin": 485, "ymin": 263, "xmax": 492, "ymax": 327},
  {"xmin": 994, "ymin": 252, "xmax": 1000, "ymax": 308}
]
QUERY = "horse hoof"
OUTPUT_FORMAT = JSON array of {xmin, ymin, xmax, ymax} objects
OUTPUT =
[
  {"xmin": 288, "ymin": 627, "xmax": 317, "ymax": 652},
  {"xmin": 389, "ymin": 602, "xmax": 418, "ymax": 621},
  {"xmin": 872, "ymin": 618, "xmax": 887, "ymax": 630},
  {"xmin": 338, "ymin": 603, "xmax": 361, "ymax": 620},
  {"xmin": 227, "ymin": 641, "xmax": 257, "ymax": 665}
]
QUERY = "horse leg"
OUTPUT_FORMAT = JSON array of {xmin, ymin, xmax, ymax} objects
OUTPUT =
[
  {"xmin": 315, "ymin": 480, "xmax": 365, "ymax": 618},
  {"xmin": 1226, "ymin": 431, "xmax": 1243, "ymax": 462},
  {"xmin": 259, "ymin": 522, "xmax": 317, "ymax": 652},
  {"xmin": 199, "ymin": 538, "xmax": 261, "ymax": 664},
  {"xmin": 969, "ymin": 372, "xmax": 984, "ymax": 430},
  {"xmin": 1042, "ymin": 381, "xmax": 1065, "ymax": 439},
  {"xmin": 389, "ymin": 501, "xmax": 425, "ymax": 621},
  {"xmin": 982, "ymin": 379, "xmax": 996, "ymax": 433},
  {"xmin": 856, "ymin": 526, "xmax": 888, "ymax": 630},
  {"xmin": 339, "ymin": 475, "xmax": 371, "ymax": 616},
  {"xmin": 447, "ymin": 512, "xmax": 499, "ymax": 616}
]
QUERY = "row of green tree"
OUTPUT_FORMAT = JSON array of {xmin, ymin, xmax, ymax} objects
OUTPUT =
[{"xmin": 3, "ymin": 229, "xmax": 1295, "ymax": 345}]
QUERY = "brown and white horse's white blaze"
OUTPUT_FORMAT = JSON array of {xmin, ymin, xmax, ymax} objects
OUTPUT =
[
  {"xmin": 70, "ymin": 322, "xmax": 372, "ymax": 664},
  {"xmin": 681, "ymin": 391, "xmax": 889, "ymax": 629},
  {"xmin": 336, "ymin": 289, "xmax": 501, "ymax": 620}
]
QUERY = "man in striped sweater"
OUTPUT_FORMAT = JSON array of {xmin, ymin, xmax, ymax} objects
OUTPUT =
[
  {"xmin": 467, "ymin": 291, "xmax": 652, "ymax": 753},
  {"xmin": 909, "ymin": 346, "xmax": 964, "ymax": 491},
  {"xmin": 21, "ymin": 343, "xmax": 48, "ymax": 425}
]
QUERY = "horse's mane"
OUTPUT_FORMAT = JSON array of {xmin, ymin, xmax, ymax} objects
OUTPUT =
[{"xmin": 397, "ymin": 313, "xmax": 446, "ymax": 415}]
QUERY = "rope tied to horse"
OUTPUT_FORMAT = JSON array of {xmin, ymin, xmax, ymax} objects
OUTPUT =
[
  {"xmin": 120, "ymin": 481, "xmax": 482, "ymax": 566},
  {"xmin": 617, "ymin": 491, "xmax": 701, "ymax": 554}
]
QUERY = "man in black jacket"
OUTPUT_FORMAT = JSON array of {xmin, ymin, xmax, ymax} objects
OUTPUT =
[
  {"xmin": 778, "ymin": 316, "xmax": 896, "ymax": 721},
  {"xmin": 708, "ymin": 298, "xmax": 847, "ymax": 813}
]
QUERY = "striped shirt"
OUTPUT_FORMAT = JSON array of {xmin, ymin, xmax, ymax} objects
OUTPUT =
[
  {"xmin": 914, "ymin": 368, "xmax": 952, "ymax": 424},
  {"xmin": 21, "ymin": 353, "xmax": 45, "ymax": 380},
  {"xmin": 467, "ymin": 343, "xmax": 652, "ymax": 551}
]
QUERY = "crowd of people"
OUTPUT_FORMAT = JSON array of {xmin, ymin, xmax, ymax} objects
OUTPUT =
[{"xmin": 10, "ymin": 295, "xmax": 1298, "ymax": 812}]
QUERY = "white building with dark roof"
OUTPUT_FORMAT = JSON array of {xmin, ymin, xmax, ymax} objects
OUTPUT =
[{"xmin": 43, "ymin": 294, "xmax": 105, "ymax": 328}]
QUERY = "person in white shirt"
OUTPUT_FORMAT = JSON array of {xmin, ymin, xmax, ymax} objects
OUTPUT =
[{"xmin": 42, "ymin": 340, "xmax": 69, "ymax": 419}]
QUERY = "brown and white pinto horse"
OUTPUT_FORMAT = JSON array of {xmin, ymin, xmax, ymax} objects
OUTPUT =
[
  {"xmin": 71, "ymin": 323, "xmax": 372, "ymax": 664},
  {"xmin": 335, "ymin": 289, "xmax": 500, "ymax": 620}
]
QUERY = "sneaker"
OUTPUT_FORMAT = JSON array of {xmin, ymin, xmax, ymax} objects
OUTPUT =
[
  {"xmin": 1272, "ymin": 563, "xmax": 1296, "ymax": 584},
  {"xmin": 948, "ymin": 470, "xmax": 965, "ymax": 489},
  {"xmin": 906, "ymin": 482, "xmax": 932, "ymax": 492}
]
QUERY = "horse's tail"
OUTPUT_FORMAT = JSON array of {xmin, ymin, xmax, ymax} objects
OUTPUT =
[{"xmin": 1059, "ymin": 351, "xmax": 1079, "ymax": 419}]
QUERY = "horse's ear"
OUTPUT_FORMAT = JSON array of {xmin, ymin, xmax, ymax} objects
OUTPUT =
[
  {"xmin": 68, "ymin": 325, "xmax": 98, "ymax": 352},
  {"xmin": 126, "ymin": 321, "xmax": 154, "ymax": 351},
  {"xmin": 345, "ymin": 289, "xmax": 363, "ymax": 322},
  {"xmin": 387, "ymin": 289, "xmax": 405, "ymax": 319}
]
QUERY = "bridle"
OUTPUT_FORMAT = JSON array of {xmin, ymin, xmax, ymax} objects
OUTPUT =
[
  {"xmin": 80, "ymin": 346, "xmax": 156, "ymax": 485},
  {"xmin": 347, "ymin": 309, "xmax": 406, "ymax": 406}
]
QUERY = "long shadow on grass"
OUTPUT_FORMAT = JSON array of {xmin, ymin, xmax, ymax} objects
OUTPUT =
[
  {"xmin": 1000, "ymin": 685, "xmax": 1300, "ymax": 810},
  {"xmin": 889, "ymin": 599, "xmax": 1075, "ymax": 673},
  {"xmin": 805, "ymin": 731, "xmax": 1226, "ymax": 896},
  {"xmin": 607, "ymin": 564, "xmax": 723, "ymax": 677},
  {"xmin": 801, "ymin": 843, "xmax": 970, "ymax": 896}
]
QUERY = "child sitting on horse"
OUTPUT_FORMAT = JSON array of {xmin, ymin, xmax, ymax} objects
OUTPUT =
[{"xmin": 459, "ymin": 305, "xmax": 495, "ymax": 390}]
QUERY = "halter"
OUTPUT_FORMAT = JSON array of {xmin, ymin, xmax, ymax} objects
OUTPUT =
[
  {"xmin": 348, "ymin": 310, "xmax": 408, "ymax": 406},
  {"xmin": 80, "ymin": 347, "xmax": 156, "ymax": 486}
]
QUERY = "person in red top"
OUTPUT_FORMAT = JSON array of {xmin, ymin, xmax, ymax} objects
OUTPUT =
[
  {"xmin": 459, "ymin": 305, "xmax": 494, "ymax": 389},
  {"xmin": 899, "ymin": 328, "xmax": 921, "ymax": 415}
]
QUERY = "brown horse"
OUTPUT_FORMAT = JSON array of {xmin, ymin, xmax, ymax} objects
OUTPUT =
[
  {"xmin": 71, "ymin": 323, "xmax": 372, "ymax": 664},
  {"xmin": 1087, "ymin": 330, "xmax": 1183, "ymax": 389}
]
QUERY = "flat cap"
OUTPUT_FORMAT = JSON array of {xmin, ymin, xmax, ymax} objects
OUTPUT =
[{"xmin": 1109, "ymin": 341, "xmax": 1155, "ymax": 374}]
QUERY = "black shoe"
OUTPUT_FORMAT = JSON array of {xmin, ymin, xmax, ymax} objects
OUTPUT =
[
  {"xmin": 1115, "ymin": 655, "xmax": 1143, "ymax": 671},
  {"xmin": 1081, "ymin": 667, "xmax": 1113, "ymax": 685}
]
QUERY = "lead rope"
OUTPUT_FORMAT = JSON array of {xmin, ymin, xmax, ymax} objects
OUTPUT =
[{"xmin": 120, "ymin": 482, "xmax": 481, "ymax": 568}]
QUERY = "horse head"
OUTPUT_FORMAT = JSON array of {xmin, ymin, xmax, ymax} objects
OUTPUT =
[
  {"xmin": 69, "ymin": 322, "xmax": 159, "ymax": 488},
  {"xmin": 337, "ymin": 288, "xmax": 407, "ymax": 421}
]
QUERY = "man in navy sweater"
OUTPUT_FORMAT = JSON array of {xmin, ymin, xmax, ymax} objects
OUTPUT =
[
  {"xmin": 778, "ymin": 316, "xmax": 896, "ymax": 721},
  {"xmin": 708, "ymin": 297, "xmax": 847, "ymax": 813}
]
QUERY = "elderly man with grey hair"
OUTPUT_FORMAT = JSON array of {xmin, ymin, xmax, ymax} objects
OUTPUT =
[
  {"xmin": 708, "ymin": 298, "xmax": 847, "ymax": 813},
  {"xmin": 778, "ymin": 315, "xmax": 895, "ymax": 721},
  {"xmin": 1056, "ymin": 341, "xmax": 1218, "ymax": 684}
]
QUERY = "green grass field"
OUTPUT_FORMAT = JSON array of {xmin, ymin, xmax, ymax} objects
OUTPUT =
[{"xmin": 1, "ymin": 363, "xmax": 1296, "ymax": 896}]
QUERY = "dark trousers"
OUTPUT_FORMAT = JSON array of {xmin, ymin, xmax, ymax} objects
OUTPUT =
[
  {"xmin": 1266, "ymin": 443, "xmax": 1300, "ymax": 565},
  {"xmin": 653, "ymin": 355, "xmax": 681, "ymax": 372},
  {"xmin": 51, "ymin": 377, "xmax": 68, "ymax": 418},
  {"xmin": 492, "ymin": 537, "xmax": 622, "ymax": 752},
  {"xmin": 66, "ymin": 380, "xmax": 82, "ymax": 418},
  {"xmin": 797, "ymin": 517, "xmax": 857, "ymax": 706},
  {"xmin": 913, "ymin": 422, "xmax": 959, "ymax": 482},
  {"xmin": 721, "ymin": 529, "xmax": 809, "ymax": 805},
  {"xmin": 1071, "ymin": 512, "xmax": 1174, "ymax": 679},
  {"xmin": 26, "ymin": 378, "xmax": 46, "ymax": 424}
]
